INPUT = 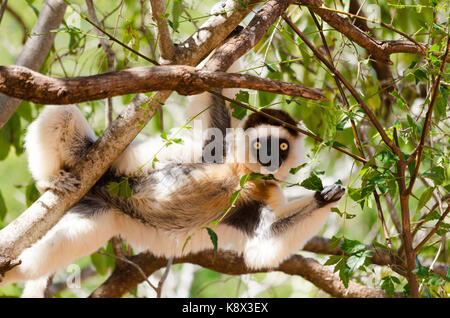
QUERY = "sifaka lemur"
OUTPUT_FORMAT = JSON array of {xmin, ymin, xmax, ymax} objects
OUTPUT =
[{"xmin": 0, "ymin": 64, "xmax": 344, "ymax": 294}]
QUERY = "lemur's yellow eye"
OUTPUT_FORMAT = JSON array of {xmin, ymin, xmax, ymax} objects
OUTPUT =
[
  {"xmin": 280, "ymin": 142, "xmax": 289, "ymax": 151},
  {"xmin": 253, "ymin": 141, "xmax": 261, "ymax": 150}
]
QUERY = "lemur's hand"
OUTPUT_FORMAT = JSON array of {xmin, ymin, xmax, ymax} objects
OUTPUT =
[{"xmin": 315, "ymin": 184, "xmax": 345, "ymax": 206}]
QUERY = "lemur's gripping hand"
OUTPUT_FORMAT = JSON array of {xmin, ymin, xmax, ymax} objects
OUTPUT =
[
  {"xmin": 315, "ymin": 184, "xmax": 345, "ymax": 207},
  {"xmin": 37, "ymin": 170, "xmax": 81, "ymax": 194}
]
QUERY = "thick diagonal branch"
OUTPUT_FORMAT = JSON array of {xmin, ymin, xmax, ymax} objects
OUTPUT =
[
  {"xmin": 0, "ymin": 64, "xmax": 326, "ymax": 104},
  {"xmin": 206, "ymin": 0, "xmax": 295, "ymax": 72}
]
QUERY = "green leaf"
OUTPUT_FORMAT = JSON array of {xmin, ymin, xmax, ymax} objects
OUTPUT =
[
  {"xmin": 330, "ymin": 235, "xmax": 342, "ymax": 250},
  {"xmin": 437, "ymin": 222, "xmax": 450, "ymax": 235},
  {"xmin": 330, "ymin": 207, "xmax": 342, "ymax": 216},
  {"xmin": 182, "ymin": 235, "xmax": 193, "ymax": 253},
  {"xmin": 0, "ymin": 128, "xmax": 10, "ymax": 160},
  {"xmin": 239, "ymin": 174, "xmax": 250, "ymax": 187},
  {"xmin": 413, "ymin": 69, "xmax": 427, "ymax": 84},
  {"xmin": 423, "ymin": 166, "xmax": 446, "ymax": 185},
  {"xmin": 204, "ymin": 227, "xmax": 218, "ymax": 256},
  {"xmin": 26, "ymin": 1, "xmax": 40, "ymax": 17},
  {"xmin": 413, "ymin": 265, "xmax": 429, "ymax": 278},
  {"xmin": 346, "ymin": 254, "xmax": 366, "ymax": 271},
  {"xmin": 119, "ymin": 180, "xmax": 132, "ymax": 198},
  {"xmin": 289, "ymin": 163, "xmax": 307, "ymax": 175},
  {"xmin": 428, "ymin": 43, "xmax": 440, "ymax": 52},
  {"xmin": 381, "ymin": 276, "xmax": 398, "ymax": 298},
  {"xmin": 107, "ymin": 182, "xmax": 120, "ymax": 197},
  {"xmin": 172, "ymin": 138, "xmax": 184, "ymax": 144},
  {"xmin": 16, "ymin": 101, "xmax": 33, "ymax": 122},
  {"xmin": 341, "ymin": 239, "xmax": 366, "ymax": 255},
  {"xmin": 91, "ymin": 252, "xmax": 109, "ymax": 276},
  {"xmin": 324, "ymin": 255, "xmax": 342, "ymax": 266},
  {"xmin": 338, "ymin": 262, "xmax": 351, "ymax": 288},
  {"xmin": 231, "ymin": 91, "xmax": 249, "ymax": 120},
  {"xmin": 229, "ymin": 190, "xmax": 241, "ymax": 204},
  {"xmin": 424, "ymin": 210, "xmax": 441, "ymax": 222},
  {"xmin": 25, "ymin": 182, "xmax": 40, "ymax": 207},
  {"xmin": 336, "ymin": 117, "xmax": 349, "ymax": 130},
  {"xmin": 0, "ymin": 190, "xmax": 6, "ymax": 221},
  {"xmin": 248, "ymin": 172, "xmax": 266, "ymax": 181},
  {"xmin": 171, "ymin": 0, "xmax": 182, "ymax": 32},
  {"xmin": 416, "ymin": 187, "xmax": 434, "ymax": 212},
  {"xmin": 264, "ymin": 63, "xmax": 276, "ymax": 73},
  {"xmin": 300, "ymin": 173, "xmax": 323, "ymax": 191}
]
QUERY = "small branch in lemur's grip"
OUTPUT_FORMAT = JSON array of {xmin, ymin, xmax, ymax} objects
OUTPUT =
[{"xmin": 0, "ymin": 64, "xmax": 327, "ymax": 104}]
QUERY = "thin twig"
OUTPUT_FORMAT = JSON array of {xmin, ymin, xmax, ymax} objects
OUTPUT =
[
  {"xmin": 407, "ymin": 36, "xmax": 450, "ymax": 193},
  {"xmin": 308, "ymin": 4, "xmax": 427, "ymax": 55},
  {"xmin": 309, "ymin": 10, "xmax": 366, "ymax": 158},
  {"xmin": 414, "ymin": 205, "xmax": 450, "ymax": 254},
  {"xmin": 5, "ymin": 6, "xmax": 28, "ymax": 44},
  {"xmin": 0, "ymin": 0, "xmax": 8, "ymax": 27},
  {"xmin": 61, "ymin": 0, "xmax": 159, "ymax": 65},
  {"xmin": 156, "ymin": 256, "xmax": 174, "ymax": 298},
  {"xmin": 99, "ymin": 250, "xmax": 157, "ymax": 292}
]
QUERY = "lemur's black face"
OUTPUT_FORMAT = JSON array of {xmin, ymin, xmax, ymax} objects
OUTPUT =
[{"xmin": 250, "ymin": 137, "xmax": 290, "ymax": 171}]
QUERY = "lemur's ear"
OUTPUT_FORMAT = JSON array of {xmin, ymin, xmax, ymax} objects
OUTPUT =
[{"xmin": 243, "ymin": 109, "xmax": 299, "ymax": 137}]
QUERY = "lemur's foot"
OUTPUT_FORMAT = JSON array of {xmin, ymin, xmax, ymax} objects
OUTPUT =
[
  {"xmin": 38, "ymin": 170, "xmax": 81, "ymax": 194},
  {"xmin": 315, "ymin": 184, "xmax": 345, "ymax": 205}
]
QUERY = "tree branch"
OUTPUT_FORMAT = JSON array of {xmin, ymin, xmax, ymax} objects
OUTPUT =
[
  {"xmin": 174, "ymin": 0, "xmax": 259, "ymax": 65},
  {"xmin": 0, "ymin": 0, "xmax": 67, "ymax": 129},
  {"xmin": 205, "ymin": 0, "xmax": 295, "ymax": 72},
  {"xmin": 90, "ymin": 249, "xmax": 401, "ymax": 298},
  {"xmin": 407, "ymin": 36, "xmax": 450, "ymax": 194},
  {"xmin": 414, "ymin": 205, "xmax": 450, "ymax": 254},
  {"xmin": 0, "ymin": 0, "xmax": 7, "ymax": 26},
  {"xmin": 149, "ymin": 0, "xmax": 175, "ymax": 62},
  {"xmin": 297, "ymin": 0, "xmax": 428, "ymax": 64},
  {"xmin": 0, "ymin": 64, "xmax": 326, "ymax": 104}
]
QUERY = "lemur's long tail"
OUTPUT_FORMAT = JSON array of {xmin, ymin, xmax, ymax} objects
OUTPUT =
[{"xmin": 25, "ymin": 105, "xmax": 97, "ymax": 185}]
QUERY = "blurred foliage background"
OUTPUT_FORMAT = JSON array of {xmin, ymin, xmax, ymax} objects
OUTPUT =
[{"xmin": 0, "ymin": 0, "xmax": 448, "ymax": 297}]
